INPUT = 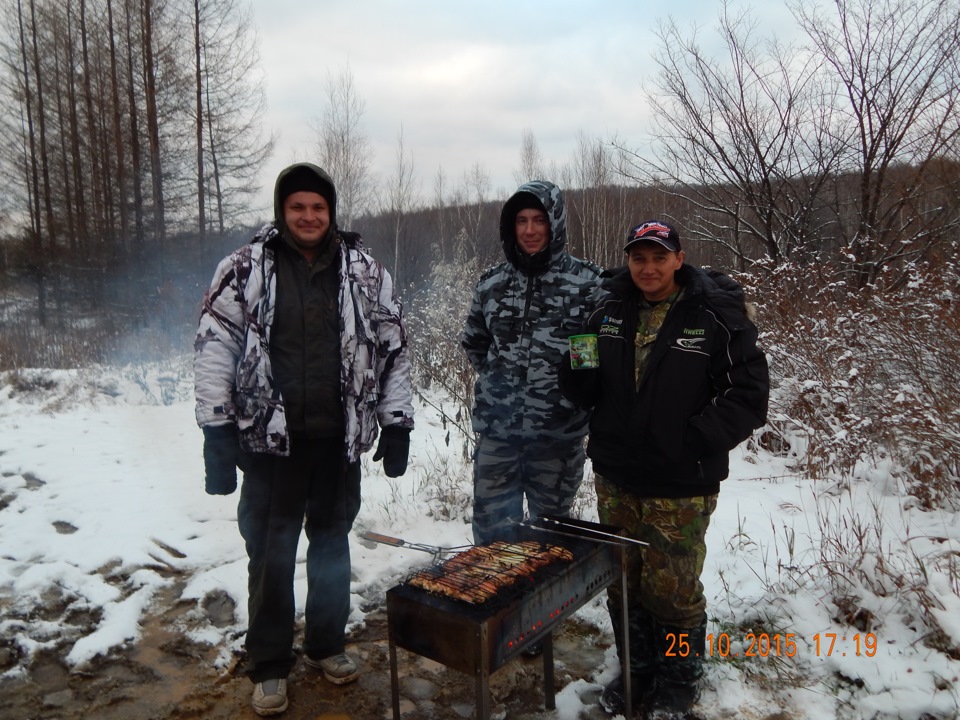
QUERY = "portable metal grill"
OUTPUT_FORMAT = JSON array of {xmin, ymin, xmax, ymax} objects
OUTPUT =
[{"xmin": 369, "ymin": 516, "xmax": 636, "ymax": 720}]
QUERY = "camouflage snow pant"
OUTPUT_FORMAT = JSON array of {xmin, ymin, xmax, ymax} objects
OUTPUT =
[
  {"xmin": 471, "ymin": 435, "xmax": 586, "ymax": 545},
  {"xmin": 596, "ymin": 474, "xmax": 717, "ymax": 681}
]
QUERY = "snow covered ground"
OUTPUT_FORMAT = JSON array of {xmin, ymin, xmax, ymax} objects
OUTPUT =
[{"xmin": 0, "ymin": 363, "xmax": 957, "ymax": 719}]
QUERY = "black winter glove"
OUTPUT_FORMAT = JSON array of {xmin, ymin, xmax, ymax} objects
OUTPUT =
[
  {"xmin": 372, "ymin": 426, "xmax": 411, "ymax": 478},
  {"xmin": 202, "ymin": 424, "xmax": 239, "ymax": 495}
]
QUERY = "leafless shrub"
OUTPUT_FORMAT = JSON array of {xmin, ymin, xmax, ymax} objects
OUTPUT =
[
  {"xmin": 0, "ymin": 308, "xmax": 194, "ymax": 372},
  {"xmin": 3, "ymin": 368, "xmax": 58, "ymax": 394},
  {"xmin": 416, "ymin": 447, "xmax": 473, "ymax": 524},
  {"xmin": 744, "ymin": 260, "xmax": 960, "ymax": 510},
  {"xmin": 404, "ymin": 240, "xmax": 478, "ymax": 458}
]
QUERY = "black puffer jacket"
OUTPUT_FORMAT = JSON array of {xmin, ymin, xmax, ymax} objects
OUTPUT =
[{"xmin": 562, "ymin": 264, "xmax": 769, "ymax": 498}]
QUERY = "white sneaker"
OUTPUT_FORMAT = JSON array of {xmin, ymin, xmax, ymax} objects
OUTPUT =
[
  {"xmin": 252, "ymin": 678, "xmax": 288, "ymax": 716},
  {"xmin": 305, "ymin": 652, "xmax": 359, "ymax": 685}
]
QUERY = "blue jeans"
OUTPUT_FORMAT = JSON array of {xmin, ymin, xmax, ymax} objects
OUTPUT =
[{"xmin": 237, "ymin": 437, "xmax": 360, "ymax": 682}]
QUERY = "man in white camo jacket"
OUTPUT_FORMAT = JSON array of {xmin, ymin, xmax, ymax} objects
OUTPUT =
[{"xmin": 194, "ymin": 163, "xmax": 414, "ymax": 716}]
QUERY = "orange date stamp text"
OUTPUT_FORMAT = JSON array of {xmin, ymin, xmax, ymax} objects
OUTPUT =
[{"xmin": 664, "ymin": 631, "xmax": 878, "ymax": 658}]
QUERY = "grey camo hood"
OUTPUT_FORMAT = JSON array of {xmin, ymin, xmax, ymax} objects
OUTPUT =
[{"xmin": 499, "ymin": 180, "xmax": 566, "ymax": 276}]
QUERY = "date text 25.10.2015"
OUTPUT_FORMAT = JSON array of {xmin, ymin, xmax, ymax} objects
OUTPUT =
[{"xmin": 664, "ymin": 632, "xmax": 878, "ymax": 658}]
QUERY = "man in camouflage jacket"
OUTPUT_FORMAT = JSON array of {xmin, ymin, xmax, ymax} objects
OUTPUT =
[
  {"xmin": 461, "ymin": 180, "xmax": 603, "ymax": 546},
  {"xmin": 194, "ymin": 163, "xmax": 414, "ymax": 716}
]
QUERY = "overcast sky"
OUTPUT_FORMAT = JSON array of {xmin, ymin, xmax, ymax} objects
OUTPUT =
[{"xmin": 246, "ymin": 0, "xmax": 797, "ymax": 216}]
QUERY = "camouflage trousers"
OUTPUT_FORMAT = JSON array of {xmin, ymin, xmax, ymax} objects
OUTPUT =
[
  {"xmin": 596, "ymin": 475, "xmax": 717, "ymax": 682},
  {"xmin": 471, "ymin": 435, "xmax": 586, "ymax": 545},
  {"xmin": 596, "ymin": 473, "xmax": 717, "ymax": 632}
]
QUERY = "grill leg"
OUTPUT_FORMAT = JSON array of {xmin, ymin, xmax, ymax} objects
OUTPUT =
[
  {"xmin": 475, "ymin": 669, "xmax": 490, "ymax": 720},
  {"xmin": 543, "ymin": 631, "xmax": 555, "ymax": 710},
  {"xmin": 619, "ymin": 544, "xmax": 632, "ymax": 718},
  {"xmin": 389, "ymin": 622, "xmax": 401, "ymax": 720},
  {"xmin": 476, "ymin": 623, "xmax": 490, "ymax": 720}
]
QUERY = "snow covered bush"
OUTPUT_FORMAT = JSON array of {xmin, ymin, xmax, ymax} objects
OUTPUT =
[
  {"xmin": 403, "ymin": 231, "xmax": 479, "ymax": 463},
  {"xmin": 746, "ymin": 260, "xmax": 960, "ymax": 511}
]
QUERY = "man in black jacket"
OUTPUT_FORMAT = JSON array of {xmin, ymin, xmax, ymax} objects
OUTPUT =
[{"xmin": 562, "ymin": 220, "xmax": 769, "ymax": 718}]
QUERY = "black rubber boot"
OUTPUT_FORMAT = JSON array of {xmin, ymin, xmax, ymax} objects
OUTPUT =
[
  {"xmin": 648, "ymin": 621, "xmax": 706, "ymax": 717},
  {"xmin": 600, "ymin": 672, "xmax": 654, "ymax": 717},
  {"xmin": 609, "ymin": 598, "xmax": 659, "ymax": 680},
  {"xmin": 601, "ymin": 598, "xmax": 658, "ymax": 716}
]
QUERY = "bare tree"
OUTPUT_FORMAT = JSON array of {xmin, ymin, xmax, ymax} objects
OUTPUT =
[
  {"xmin": 192, "ymin": 0, "xmax": 204, "ymax": 240},
  {"xmin": 106, "ymin": 0, "xmax": 129, "ymax": 256},
  {"xmin": 63, "ymin": 1, "xmax": 85, "ymax": 257},
  {"xmin": 513, "ymin": 127, "xmax": 544, "ymax": 185},
  {"xmin": 142, "ymin": 0, "xmax": 166, "ymax": 282},
  {"xmin": 625, "ymin": 1, "xmax": 835, "ymax": 269},
  {"xmin": 380, "ymin": 124, "xmax": 420, "ymax": 287},
  {"xmin": 79, "ymin": 0, "xmax": 105, "ymax": 255},
  {"xmin": 193, "ymin": 0, "xmax": 273, "ymax": 240},
  {"xmin": 12, "ymin": 0, "xmax": 46, "ymax": 324},
  {"xmin": 431, "ymin": 165, "xmax": 450, "ymax": 260},
  {"xmin": 792, "ymin": 0, "xmax": 960, "ymax": 287},
  {"xmin": 0, "ymin": 0, "xmax": 273, "ymax": 325},
  {"xmin": 566, "ymin": 130, "xmax": 633, "ymax": 265},
  {"xmin": 628, "ymin": 0, "xmax": 960, "ymax": 284},
  {"xmin": 122, "ymin": 0, "xmax": 146, "ymax": 257},
  {"xmin": 315, "ymin": 66, "xmax": 373, "ymax": 228},
  {"xmin": 452, "ymin": 162, "xmax": 498, "ymax": 271}
]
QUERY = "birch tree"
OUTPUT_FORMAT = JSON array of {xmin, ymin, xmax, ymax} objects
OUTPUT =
[
  {"xmin": 382, "ymin": 124, "xmax": 420, "ymax": 287},
  {"xmin": 315, "ymin": 66, "xmax": 374, "ymax": 228}
]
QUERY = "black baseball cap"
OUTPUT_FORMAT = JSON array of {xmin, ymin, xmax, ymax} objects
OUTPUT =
[{"xmin": 623, "ymin": 220, "xmax": 681, "ymax": 253}]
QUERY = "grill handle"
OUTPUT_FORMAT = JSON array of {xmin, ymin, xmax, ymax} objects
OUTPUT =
[
  {"xmin": 362, "ymin": 531, "xmax": 407, "ymax": 547},
  {"xmin": 359, "ymin": 531, "xmax": 450, "ymax": 559}
]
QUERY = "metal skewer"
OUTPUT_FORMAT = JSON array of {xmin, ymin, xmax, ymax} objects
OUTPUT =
[{"xmin": 519, "ymin": 517, "xmax": 648, "ymax": 547}]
